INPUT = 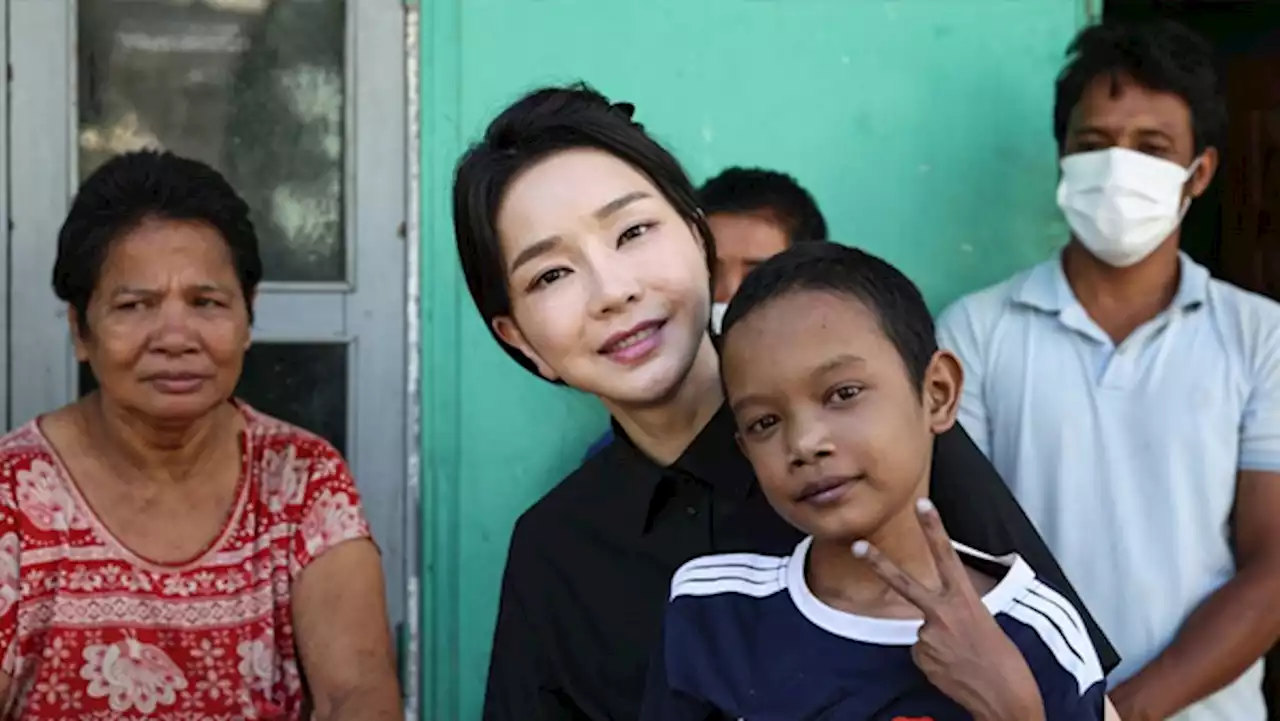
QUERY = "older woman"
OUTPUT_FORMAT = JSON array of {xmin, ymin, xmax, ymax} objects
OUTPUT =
[{"xmin": 0, "ymin": 151, "xmax": 401, "ymax": 719}]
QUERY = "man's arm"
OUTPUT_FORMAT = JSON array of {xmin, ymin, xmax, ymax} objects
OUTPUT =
[
  {"xmin": 1110, "ymin": 316, "xmax": 1280, "ymax": 719},
  {"xmin": 1108, "ymin": 471, "xmax": 1280, "ymax": 718},
  {"xmin": 293, "ymin": 539, "xmax": 403, "ymax": 721}
]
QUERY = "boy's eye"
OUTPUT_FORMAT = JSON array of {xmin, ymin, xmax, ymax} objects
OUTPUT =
[
  {"xmin": 745, "ymin": 415, "xmax": 779, "ymax": 435},
  {"xmin": 828, "ymin": 385, "xmax": 862, "ymax": 403}
]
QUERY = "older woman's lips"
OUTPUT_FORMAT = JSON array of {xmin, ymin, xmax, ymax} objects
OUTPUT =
[{"xmin": 147, "ymin": 374, "xmax": 208, "ymax": 394}]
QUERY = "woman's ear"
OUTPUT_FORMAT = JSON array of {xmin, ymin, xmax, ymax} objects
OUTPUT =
[
  {"xmin": 492, "ymin": 315, "xmax": 559, "ymax": 381},
  {"xmin": 68, "ymin": 306, "xmax": 90, "ymax": 363},
  {"xmin": 922, "ymin": 350, "xmax": 963, "ymax": 435}
]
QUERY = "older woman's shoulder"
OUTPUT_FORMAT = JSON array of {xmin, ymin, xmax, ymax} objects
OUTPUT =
[
  {"xmin": 0, "ymin": 421, "xmax": 60, "ymax": 477},
  {"xmin": 235, "ymin": 403, "xmax": 372, "ymax": 569},
  {"xmin": 235, "ymin": 402, "xmax": 367, "ymax": 521},
  {"xmin": 238, "ymin": 402, "xmax": 345, "ymax": 462}
]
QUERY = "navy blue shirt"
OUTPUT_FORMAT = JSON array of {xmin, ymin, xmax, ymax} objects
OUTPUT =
[{"xmin": 642, "ymin": 538, "xmax": 1106, "ymax": 721}]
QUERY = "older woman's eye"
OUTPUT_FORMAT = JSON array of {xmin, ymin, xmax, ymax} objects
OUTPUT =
[
  {"xmin": 193, "ymin": 297, "xmax": 225, "ymax": 308},
  {"xmin": 114, "ymin": 300, "xmax": 144, "ymax": 312}
]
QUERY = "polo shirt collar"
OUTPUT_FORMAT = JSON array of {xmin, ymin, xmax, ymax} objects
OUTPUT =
[{"xmin": 1012, "ymin": 250, "xmax": 1210, "ymax": 315}]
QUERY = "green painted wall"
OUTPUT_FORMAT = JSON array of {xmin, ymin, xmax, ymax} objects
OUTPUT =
[{"xmin": 420, "ymin": 1, "xmax": 1092, "ymax": 717}]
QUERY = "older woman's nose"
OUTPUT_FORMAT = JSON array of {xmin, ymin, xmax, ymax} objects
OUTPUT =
[{"xmin": 149, "ymin": 301, "xmax": 201, "ymax": 352}]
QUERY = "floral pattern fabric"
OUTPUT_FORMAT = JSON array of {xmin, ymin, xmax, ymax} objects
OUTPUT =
[{"xmin": 0, "ymin": 403, "xmax": 372, "ymax": 720}]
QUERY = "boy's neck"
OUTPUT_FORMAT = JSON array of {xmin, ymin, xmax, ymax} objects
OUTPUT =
[
  {"xmin": 806, "ymin": 494, "xmax": 943, "ymax": 617},
  {"xmin": 605, "ymin": 334, "xmax": 723, "ymax": 466}
]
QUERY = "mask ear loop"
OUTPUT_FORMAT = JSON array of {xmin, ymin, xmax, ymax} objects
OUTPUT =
[{"xmin": 1177, "ymin": 155, "xmax": 1206, "ymax": 219}]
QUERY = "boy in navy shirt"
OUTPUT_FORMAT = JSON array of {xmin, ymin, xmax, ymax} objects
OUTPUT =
[{"xmin": 641, "ymin": 242, "xmax": 1108, "ymax": 720}]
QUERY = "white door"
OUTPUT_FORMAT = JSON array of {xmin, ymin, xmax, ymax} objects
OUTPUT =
[{"xmin": 5, "ymin": 0, "xmax": 413, "ymax": 702}]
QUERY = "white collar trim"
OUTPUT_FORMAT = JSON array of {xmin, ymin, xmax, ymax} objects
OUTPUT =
[{"xmin": 785, "ymin": 535, "xmax": 1035, "ymax": 646}]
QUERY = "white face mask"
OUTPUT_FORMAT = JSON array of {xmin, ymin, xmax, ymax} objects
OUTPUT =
[
  {"xmin": 710, "ymin": 302, "xmax": 729, "ymax": 334},
  {"xmin": 1056, "ymin": 147, "xmax": 1201, "ymax": 268}
]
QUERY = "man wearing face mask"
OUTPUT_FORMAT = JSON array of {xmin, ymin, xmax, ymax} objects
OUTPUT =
[
  {"xmin": 584, "ymin": 167, "xmax": 828, "ymax": 458},
  {"xmin": 937, "ymin": 19, "xmax": 1280, "ymax": 721}
]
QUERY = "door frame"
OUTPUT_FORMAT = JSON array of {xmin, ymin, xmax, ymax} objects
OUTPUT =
[
  {"xmin": 5, "ymin": 0, "xmax": 420, "ymax": 710},
  {"xmin": 0, "ymin": 0, "xmax": 8, "ymax": 430}
]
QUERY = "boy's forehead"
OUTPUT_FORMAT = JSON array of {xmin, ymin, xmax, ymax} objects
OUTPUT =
[{"xmin": 722, "ymin": 291, "xmax": 886, "ymax": 377}]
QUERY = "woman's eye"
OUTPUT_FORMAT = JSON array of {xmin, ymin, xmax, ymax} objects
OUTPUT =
[
  {"xmin": 618, "ymin": 222, "xmax": 655, "ymax": 244},
  {"xmin": 194, "ymin": 298, "xmax": 223, "ymax": 308},
  {"xmin": 114, "ymin": 301, "xmax": 143, "ymax": 312},
  {"xmin": 532, "ymin": 268, "xmax": 570, "ymax": 289}
]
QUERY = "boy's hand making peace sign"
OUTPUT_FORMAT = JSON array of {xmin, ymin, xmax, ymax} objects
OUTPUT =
[{"xmin": 853, "ymin": 498, "xmax": 1047, "ymax": 721}]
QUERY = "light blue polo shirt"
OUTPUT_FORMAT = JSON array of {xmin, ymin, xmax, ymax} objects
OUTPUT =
[{"xmin": 937, "ymin": 252, "xmax": 1280, "ymax": 721}]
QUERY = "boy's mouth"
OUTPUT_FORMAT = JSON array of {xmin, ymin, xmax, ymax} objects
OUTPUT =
[{"xmin": 794, "ymin": 475, "xmax": 861, "ymax": 506}]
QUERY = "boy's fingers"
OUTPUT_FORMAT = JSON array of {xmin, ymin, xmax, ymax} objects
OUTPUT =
[
  {"xmin": 915, "ymin": 498, "xmax": 969, "ymax": 593},
  {"xmin": 853, "ymin": 539, "xmax": 933, "ymax": 612}
]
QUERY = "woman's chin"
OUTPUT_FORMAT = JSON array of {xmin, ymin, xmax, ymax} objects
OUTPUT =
[{"xmin": 125, "ymin": 390, "xmax": 229, "ymax": 425}]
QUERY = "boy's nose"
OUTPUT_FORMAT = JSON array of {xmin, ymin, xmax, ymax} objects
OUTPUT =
[{"xmin": 788, "ymin": 420, "xmax": 836, "ymax": 467}]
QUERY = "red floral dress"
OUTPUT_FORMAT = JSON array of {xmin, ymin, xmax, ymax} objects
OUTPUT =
[{"xmin": 0, "ymin": 402, "xmax": 372, "ymax": 720}]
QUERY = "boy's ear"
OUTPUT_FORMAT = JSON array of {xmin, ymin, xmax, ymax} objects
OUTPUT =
[{"xmin": 923, "ymin": 350, "xmax": 963, "ymax": 434}]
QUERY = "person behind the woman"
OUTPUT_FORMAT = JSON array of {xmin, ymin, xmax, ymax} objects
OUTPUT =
[
  {"xmin": 453, "ymin": 84, "xmax": 1118, "ymax": 721},
  {"xmin": 0, "ymin": 150, "xmax": 402, "ymax": 719}
]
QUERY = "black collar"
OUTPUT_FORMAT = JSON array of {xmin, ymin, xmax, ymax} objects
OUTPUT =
[{"xmin": 605, "ymin": 402, "xmax": 756, "ymax": 533}]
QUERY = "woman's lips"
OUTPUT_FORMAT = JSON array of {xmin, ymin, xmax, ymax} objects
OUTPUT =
[
  {"xmin": 599, "ymin": 320, "xmax": 667, "ymax": 365},
  {"xmin": 145, "ymin": 374, "xmax": 210, "ymax": 394}
]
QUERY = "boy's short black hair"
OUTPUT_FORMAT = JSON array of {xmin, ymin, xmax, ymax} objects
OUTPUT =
[
  {"xmin": 1053, "ymin": 19, "xmax": 1225, "ymax": 153},
  {"xmin": 699, "ymin": 167, "xmax": 828, "ymax": 245},
  {"xmin": 720, "ymin": 242, "xmax": 936, "ymax": 391},
  {"xmin": 453, "ymin": 82, "xmax": 715, "ymax": 378}
]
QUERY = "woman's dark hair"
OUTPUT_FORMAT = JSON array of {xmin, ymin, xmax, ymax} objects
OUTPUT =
[
  {"xmin": 1053, "ymin": 19, "xmax": 1225, "ymax": 154},
  {"xmin": 53, "ymin": 150, "xmax": 264, "ymax": 332},
  {"xmin": 721, "ymin": 241, "xmax": 937, "ymax": 396},
  {"xmin": 453, "ymin": 82, "xmax": 716, "ymax": 378}
]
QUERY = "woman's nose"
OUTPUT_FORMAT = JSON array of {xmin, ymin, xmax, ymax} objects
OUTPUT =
[{"xmin": 586, "ymin": 258, "xmax": 644, "ymax": 317}]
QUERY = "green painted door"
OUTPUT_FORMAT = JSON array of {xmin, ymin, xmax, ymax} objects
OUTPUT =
[{"xmin": 419, "ymin": 1, "xmax": 1090, "ymax": 717}]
